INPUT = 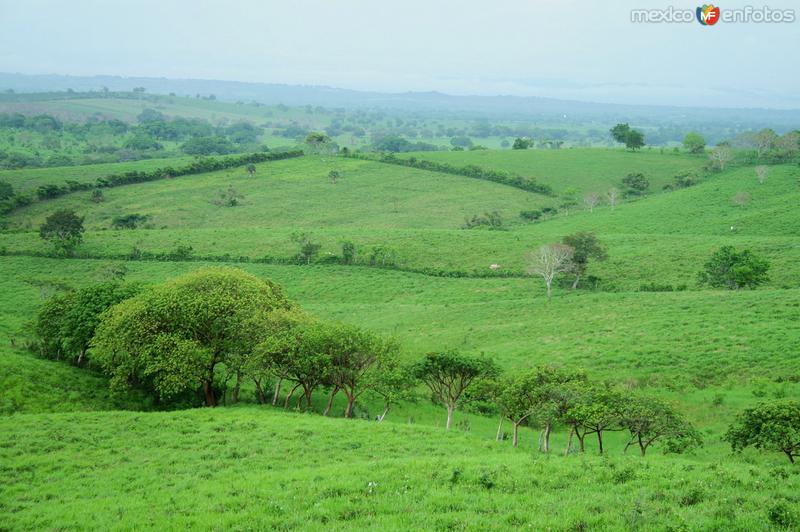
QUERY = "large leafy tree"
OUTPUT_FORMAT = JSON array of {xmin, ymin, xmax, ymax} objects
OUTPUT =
[
  {"xmin": 92, "ymin": 268, "xmax": 292, "ymax": 407},
  {"xmin": 39, "ymin": 209, "xmax": 85, "ymax": 255},
  {"xmin": 725, "ymin": 400, "xmax": 800, "ymax": 463},
  {"xmin": 414, "ymin": 350, "xmax": 499, "ymax": 429},
  {"xmin": 698, "ymin": 246, "xmax": 770, "ymax": 290},
  {"xmin": 562, "ymin": 232, "xmax": 607, "ymax": 289}
]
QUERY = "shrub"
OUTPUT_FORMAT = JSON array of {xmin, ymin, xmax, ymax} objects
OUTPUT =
[{"xmin": 111, "ymin": 213, "xmax": 149, "ymax": 229}]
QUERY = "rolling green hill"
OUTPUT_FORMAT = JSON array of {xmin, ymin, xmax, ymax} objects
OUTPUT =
[
  {"xmin": 400, "ymin": 148, "xmax": 707, "ymax": 195},
  {"xmin": 1, "ymin": 147, "xmax": 799, "ymax": 530}
]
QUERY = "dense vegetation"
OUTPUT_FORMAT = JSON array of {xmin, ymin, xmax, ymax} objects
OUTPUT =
[{"xmin": 1, "ymin": 92, "xmax": 798, "ymax": 530}]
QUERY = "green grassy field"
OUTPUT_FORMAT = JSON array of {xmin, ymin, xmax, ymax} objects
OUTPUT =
[
  {"xmin": 3, "ymin": 407, "xmax": 799, "ymax": 531},
  {"xmin": 1, "ymin": 146, "xmax": 799, "ymax": 529},
  {"xmin": 401, "ymin": 148, "xmax": 707, "ymax": 195}
]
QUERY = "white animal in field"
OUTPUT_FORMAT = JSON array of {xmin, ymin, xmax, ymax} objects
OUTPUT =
[{"xmin": 489, "ymin": 264, "xmax": 499, "ymax": 270}]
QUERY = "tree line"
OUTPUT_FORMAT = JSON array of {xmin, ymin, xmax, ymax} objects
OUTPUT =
[
  {"xmin": 0, "ymin": 150, "xmax": 303, "ymax": 215},
  {"xmin": 342, "ymin": 150, "xmax": 555, "ymax": 196},
  {"xmin": 30, "ymin": 267, "xmax": 797, "ymax": 462}
]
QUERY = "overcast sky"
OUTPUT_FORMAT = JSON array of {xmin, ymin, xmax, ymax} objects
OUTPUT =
[{"xmin": 1, "ymin": 0, "xmax": 798, "ymax": 108}]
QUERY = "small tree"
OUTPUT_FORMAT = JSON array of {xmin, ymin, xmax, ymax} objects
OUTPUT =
[
  {"xmin": 610, "ymin": 123, "xmax": 631, "ymax": 144},
  {"xmin": 246, "ymin": 163, "xmax": 256, "ymax": 176},
  {"xmin": 305, "ymin": 132, "xmax": 337, "ymax": 154},
  {"xmin": 610, "ymin": 123, "xmax": 644, "ymax": 151},
  {"xmin": 525, "ymin": 243, "xmax": 574, "ymax": 300},
  {"xmin": 328, "ymin": 170, "xmax": 340, "ymax": 184},
  {"xmin": 755, "ymin": 165, "xmax": 768, "ymax": 184},
  {"xmin": 325, "ymin": 324, "xmax": 401, "ymax": 418},
  {"xmin": 622, "ymin": 173, "xmax": 649, "ymax": 196},
  {"xmin": 291, "ymin": 232, "xmax": 321, "ymax": 264},
  {"xmin": 498, "ymin": 373, "xmax": 539, "ymax": 447},
  {"xmin": 709, "ymin": 145, "xmax": 732, "ymax": 170},
  {"xmin": 562, "ymin": 232, "xmax": 607, "ymax": 289},
  {"xmin": 698, "ymin": 246, "xmax": 770, "ymax": 290},
  {"xmin": 583, "ymin": 192, "xmax": 600, "ymax": 212},
  {"xmin": 564, "ymin": 384, "xmax": 624, "ymax": 454},
  {"xmin": 39, "ymin": 209, "xmax": 85, "ymax": 255},
  {"xmin": 625, "ymin": 129, "xmax": 645, "ymax": 151},
  {"xmin": 90, "ymin": 189, "xmax": 104, "ymax": 203},
  {"xmin": 340, "ymin": 241, "xmax": 357, "ymax": 264},
  {"xmin": 414, "ymin": 350, "xmax": 499, "ymax": 429},
  {"xmin": 512, "ymin": 137, "xmax": 534, "ymax": 150},
  {"xmin": 725, "ymin": 400, "xmax": 800, "ymax": 463},
  {"xmin": 213, "ymin": 186, "xmax": 244, "ymax": 207},
  {"xmin": 606, "ymin": 187, "xmax": 620, "ymax": 209},
  {"xmin": 370, "ymin": 363, "xmax": 417, "ymax": 422},
  {"xmin": 732, "ymin": 191, "xmax": 751, "ymax": 207},
  {"xmin": 621, "ymin": 397, "xmax": 702, "ymax": 456},
  {"xmin": 683, "ymin": 132, "xmax": 706, "ymax": 154}
]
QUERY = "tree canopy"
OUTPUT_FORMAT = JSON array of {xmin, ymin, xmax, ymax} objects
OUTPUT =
[
  {"xmin": 725, "ymin": 400, "xmax": 800, "ymax": 463},
  {"xmin": 698, "ymin": 246, "xmax": 770, "ymax": 290},
  {"xmin": 92, "ymin": 268, "xmax": 292, "ymax": 407}
]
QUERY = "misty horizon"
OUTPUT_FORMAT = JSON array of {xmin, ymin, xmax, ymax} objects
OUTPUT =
[{"xmin": 1, "ymin": 0, "xmax": 798, "ymax": 109}]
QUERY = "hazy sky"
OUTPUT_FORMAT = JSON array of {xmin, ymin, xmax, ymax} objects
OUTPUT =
[{"xmin": 1, "ymin": 0, "xmax": 798, "ymax": 108}]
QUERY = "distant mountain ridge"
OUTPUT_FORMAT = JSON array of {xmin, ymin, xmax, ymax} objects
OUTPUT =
[{"xmin": 1, "ymin": 72, "xmax": 799, "ymax": 128}]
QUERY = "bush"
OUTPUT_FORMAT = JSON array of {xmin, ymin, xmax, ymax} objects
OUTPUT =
[
  {"xmin": 462, "ymin": 211, "xmax": 503, "ymax": 230},
  {"xmin": 698, "ymin": 246, "xmax": 770, "ymax": 290},
  {"xmin": 519, "ymin": 210, "xmax": 541, "ymax": 222},
  {"xmin": 111, "ymin": 214, "xmax": 149, "ymax": 229},
  {"xmin": 341, "ymin": 241, "xmax": 357, "ymax": 264}
]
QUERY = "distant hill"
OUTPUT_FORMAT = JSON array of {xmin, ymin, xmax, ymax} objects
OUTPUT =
[{"xmin": 2, "ymin": 72, "xmax": 799, "ymax": 129}]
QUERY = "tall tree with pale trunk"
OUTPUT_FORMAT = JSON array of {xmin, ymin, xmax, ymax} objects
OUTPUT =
[{"xmin": 525, "ymin": 244, "xmax": 574, "ymax": 300}]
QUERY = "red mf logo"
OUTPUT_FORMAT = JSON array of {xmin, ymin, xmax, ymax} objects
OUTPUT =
[{"xmin": 697, "ymin": 4, "xmax": 721, "ymax": 25}]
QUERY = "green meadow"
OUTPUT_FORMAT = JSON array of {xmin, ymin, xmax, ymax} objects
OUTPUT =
[{"xmin": 1, "ymin": 141, "xmax": 799, "ymax": 529}]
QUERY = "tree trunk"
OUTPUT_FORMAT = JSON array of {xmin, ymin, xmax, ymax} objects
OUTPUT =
[
  {"xmin": 785, "ymin": 451, "xmax": 795, "ymax": 464},
  {"xmin": 378, "ymin": 406, "xmax": 389, "ymax": 422},
  {"xmin": 284, "ymin": 383, "xmax": 301, "ymax": 409},
  {"xmin": 77, "ymin": 348, "xmax": 86, "ymax": 366},
  {"xmin": 565, "ymin": 428, "xmax": 574, "ymax": 456},
  {"xmin": 254, "ymin": 379, "xmax": 266, "ymax": 404},
  {"xmin": 343, "ymin": 392, "xmax": 356, "ymax": 418},
  {"xmin": 638, "ymin": 435, "xmax": 647, "ymax": 456},
  {"xmin": 322, "ymin": 386, "xmax": 339, "ymax": 416},
  {"xmin": 303, "ymin": 386, "xmax": 313, "ymax": 408},
  {"xmin": 203, "ymin": 381, "xmax": 216, "ymax": 407},
  {"xmin": 446, "ymin": 405, "xmax": 454, "ymax": 429},
  {"xmin": 272, "ymin": 377, "xmax": 282, "ymax": 406},
  {"xmin": 545, "ymin": 280, "xmax": 552, "ymax": 300},
  {"xmin": 597, "ymin": 430, "xmax": 604, "ymax": 455},
  {"xmin": 542, "ymin": 422, "xmax": 551, "ymax": 453},
  {"xmin": 231, "ymin": 371, "xmax": 242, "ymax": 403},
  {"xmin": 577, "ymin": 431, "xmax": 586, "ymax": 452},
  {"xmin": 571, "ymin": 273, "xmax": 581, "ymax": 290},
  {"xmin": 512, "ymin": 422, "xmax": 520, "ymax": 447},
  {"xmin": 496, "ymin": 417, "xmax": 504, "ymax": 441}
]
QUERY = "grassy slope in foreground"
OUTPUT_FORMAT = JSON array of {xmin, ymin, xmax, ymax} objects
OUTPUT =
[{"xmin": 2, "ymin": 407, "xmax": 798, "ymax": 531}]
